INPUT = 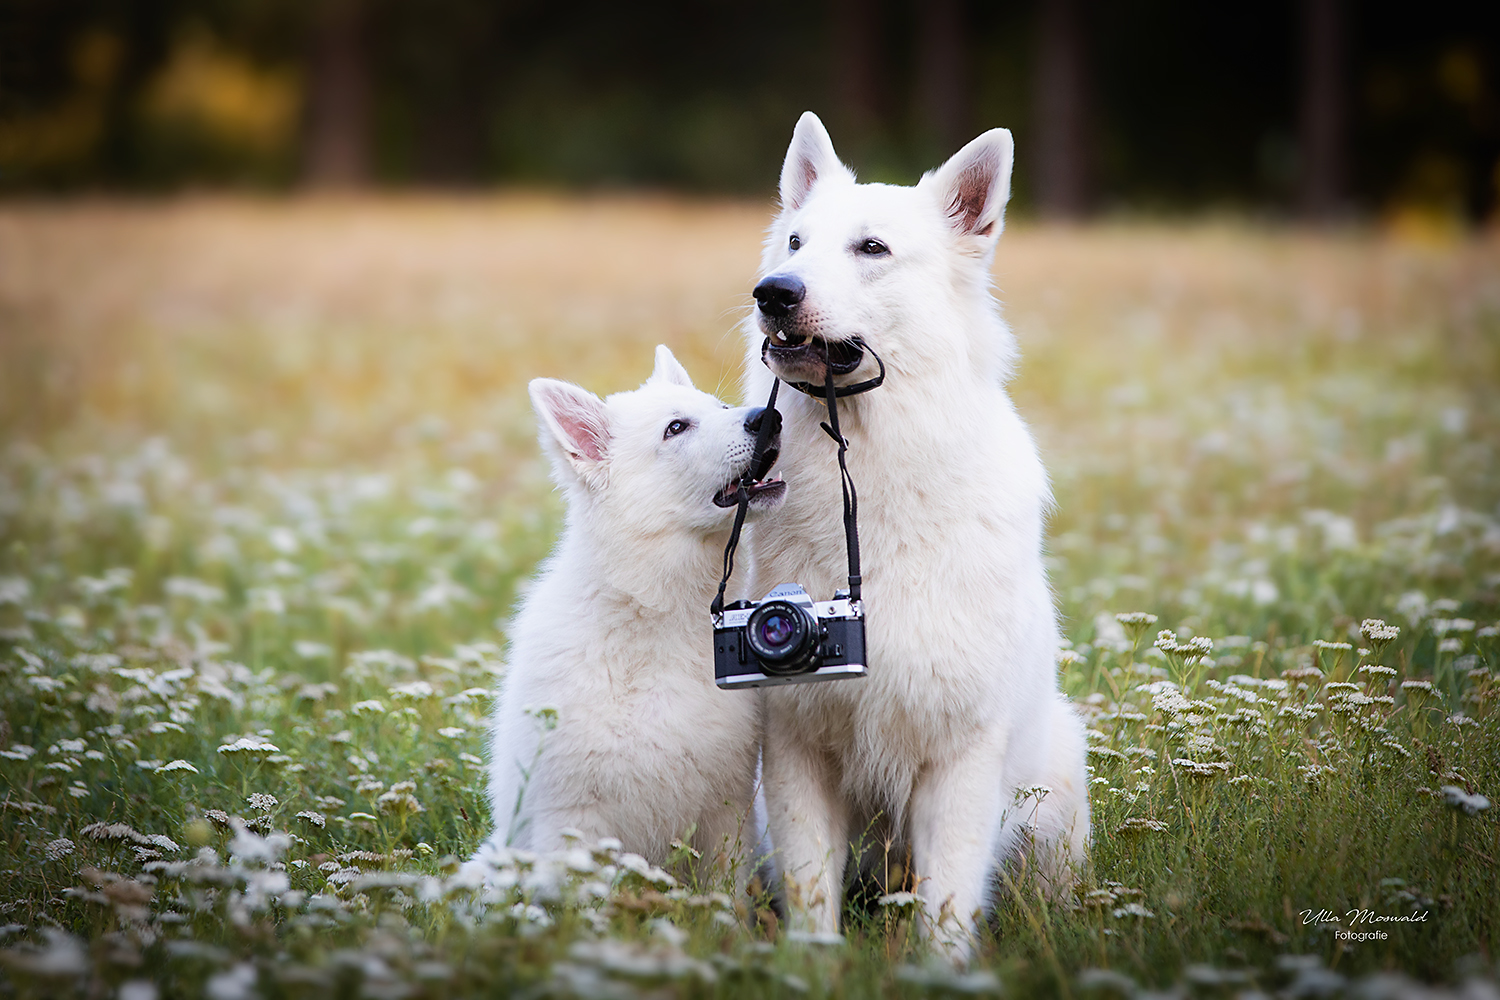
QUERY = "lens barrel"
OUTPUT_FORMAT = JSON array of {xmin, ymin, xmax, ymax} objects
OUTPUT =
[{"xmin": 745, "ymin": 600, "xmax": 820, "ymax": 675}]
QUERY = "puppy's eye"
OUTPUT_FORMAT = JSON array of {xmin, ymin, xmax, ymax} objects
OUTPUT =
[
  {"xmin": 857, "ymin": 238, "xmax": 889, "ymax": 256},
  {"xmin": 664, "ymin": 419, "xmax": 692, "ymax": 439},
  {"xmin": 788, "ymin": 234, "xmax": 801, "ymax": 252}
]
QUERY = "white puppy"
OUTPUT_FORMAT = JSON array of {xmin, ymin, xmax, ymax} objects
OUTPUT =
[
  {"xmin": 475, "ymin": 346, "xmax": 784, "ymax": 885},
  {"xmin": 744, "ymin": 113, "xmax": 1090, "ymax": 959}
]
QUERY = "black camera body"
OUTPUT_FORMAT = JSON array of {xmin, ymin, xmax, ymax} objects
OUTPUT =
[{"xmin": 713, "ymin": 583, "xmax": 867, "ymax": 689}]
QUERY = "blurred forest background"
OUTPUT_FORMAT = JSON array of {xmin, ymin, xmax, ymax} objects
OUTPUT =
[{"xmin": 1, "ymin": 0, "xmax": 1498, "ymax": 224}]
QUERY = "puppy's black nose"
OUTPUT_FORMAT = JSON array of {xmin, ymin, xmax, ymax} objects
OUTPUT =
[
  {"xmin": 753, "ymin": 274, "xmax": 805, "ymax": 318},
  {"xmin": 744, "ymin": 406, "xmax": 782, "ymax": 437}
]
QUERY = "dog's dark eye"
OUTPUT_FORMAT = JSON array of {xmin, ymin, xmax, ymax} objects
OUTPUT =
[
  {"xmin": 664, "ymin": 419, "xmax": 692, "ymax": 439},
  {"xmin": 857, "ymin": 238, "xmax": 889, "ymax": 256},
  {"xmin": 788, "ymin": 234, "xmax": 801, "ymax": 252}
]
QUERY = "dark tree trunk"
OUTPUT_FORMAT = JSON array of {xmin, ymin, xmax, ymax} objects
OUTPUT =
[
  {"xmin": 303, "ymin": 0, "xmax": 370, "ymax": 188},
  {"xmin": 917, "ymin": 0, "xmax": 970, "ymax": 154},
  {"xmin": 1033, "ymin": 0, "xmax": 1091, "ymax": 218},
  {"xmin": 831, "ymin": 0, "xmax": 882, "ymax": 139},
  {"xmin": 1298, "ymin": 0, "xmax": 1346, "ymax": 219}
]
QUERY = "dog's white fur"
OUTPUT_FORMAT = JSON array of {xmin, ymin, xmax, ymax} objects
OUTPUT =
[
  {"xmin": 475, "ymin": 346, "xmax": 776, "ymax": 882},
  {"xmin": 744, "ymin": 113, "xmax": 1090, "ymax": 959}
]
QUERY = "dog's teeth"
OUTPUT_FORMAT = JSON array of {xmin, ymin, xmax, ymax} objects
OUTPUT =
[{"xmin": 775, "ymin": 331, "xmax": 788, "ymax": 342}]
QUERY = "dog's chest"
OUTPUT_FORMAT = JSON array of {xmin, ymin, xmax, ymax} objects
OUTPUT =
[{"xmin": 547, "ymin": 629, "xmax": 757, "ymax": 784}]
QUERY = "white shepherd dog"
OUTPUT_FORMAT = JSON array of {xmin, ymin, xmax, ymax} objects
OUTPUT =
[
  {"xmin": 743, "ymin": 113, "xmax": 1090, "ymax": 959},
  {"xmin": 474, "ymin": 346, "xmax": 784, "ymax": 885}
]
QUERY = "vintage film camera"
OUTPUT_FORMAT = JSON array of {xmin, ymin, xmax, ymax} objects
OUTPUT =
[{"xmin": 713, "ymin": 583, "xmax": 865, "ymax": 689}]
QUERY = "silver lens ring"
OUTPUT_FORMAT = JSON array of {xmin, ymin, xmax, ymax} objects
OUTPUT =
[{"xmin": 745, "ymin": 600, "xmax": 818, "ymax": 674}]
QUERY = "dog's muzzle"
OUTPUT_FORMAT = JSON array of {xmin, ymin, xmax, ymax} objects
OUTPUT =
[{"xmin": 763, "ymin": 333, "xmax": 866, "ymax": 377}]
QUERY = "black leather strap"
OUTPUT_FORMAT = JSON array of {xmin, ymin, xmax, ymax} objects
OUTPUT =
[
  {"xmin": 819, "ymin": 366, "xmax": 862, "ymax": 602},
  {"xmin": 711, "ymin": 379, "xmax": 781, "ymax": 615},
  {"xmin": 710, "ymin": 340, "xmax": 880, "ymax": 615}
]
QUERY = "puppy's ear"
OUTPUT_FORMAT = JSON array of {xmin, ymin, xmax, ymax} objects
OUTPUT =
[
  {"xmin": 529, "ymin": 378, "xmax": 610, "ymax": 487},
  {"xmin": 780, "ymin": 112, "xmax": 853, "ymax": 211},
  {"xmin": 926, "ymin": 128, "xmax": 1014, "ymax": 244},
  {"xmin": 648, "ymin": 344, "xmax": 694, "ymax": 389}
]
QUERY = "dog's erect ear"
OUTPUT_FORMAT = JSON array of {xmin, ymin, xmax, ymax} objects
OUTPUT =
[
  {"xmin": 927, "ymin": 128, "xmax": 1014, "ymax": 241},
  {"xmin": 648, "ymin": 344, "xmax": 695, "ymax": 389},
  {"xmin": 529, "ymin": 378, "xmax": 610, "ymax": 485},
  {"xmin": 779, "ymin": 112, "xmax": 853, "ymax": 211}
]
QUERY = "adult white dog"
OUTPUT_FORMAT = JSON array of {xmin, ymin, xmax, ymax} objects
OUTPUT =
[
  {"xmin": 743, "ymin": 113, "xmax": 1090, "ymax": 959},
  {"xmin": 474, "ymin": 346, "xmax": 783, "ymax": 885}
]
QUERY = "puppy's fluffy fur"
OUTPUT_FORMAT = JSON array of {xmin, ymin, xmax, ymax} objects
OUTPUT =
[{"xmin": 474, "ymin": 347, "xmax": 781, "ymax": 882}]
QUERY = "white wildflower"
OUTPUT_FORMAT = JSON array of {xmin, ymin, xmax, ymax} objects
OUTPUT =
[
  {"xmin": 0, "ymin": 576, "xmax": 32, "ymax": 605},
  {"xmin": 155, "ymin": 759, "xmax": 199, "ymax": 774},
  {"xmin": 163, "ymin": 577, "xmax": 224, "ymax": 604},
  {"xmin": 1173, "ymin": 758, "xmax": 1232, "ymax": 777},
  {"xmin": 1440, "ymin": 786, "xmax": 1491, "ymax": 815},
  {"xmin": 227, "ymin": 823, "xmax": 291, "ymax": 866},
  {"xmin": 878, "ymin": 891, "xmax": 922, "ymax": 909},
  {"xmin": 1116, "ymin": 817, "xmax": 1169, "ymax": 834},
  {"xmin": 217, "ymin": 737, "xmax": 280, "ymax": 756},
  {"xmin": 45, "ymin": 838, "xmax": 76, "ymax": 860},
  {"xmin": 376, "ymin": 785, "xmax": 424, "ymax": 816},
  {"xmin": 1395, "ymin": 592, "xmax": 1429, "ymax": 626},
  {"xmin": 2, "ymin": 928, "xmax": 88, "ymax": 976},
  {"xmin": 247, "ymin": 587, "xmax": 286, "ymax": 616},
  {"xmin": 389, "ymin": 680, "xmax": 435, "ymax": 700},
  {"xmin": 205, "ymin": 962, "xmax": 259, "ymax": 1000},
  {"xmin": 118, "ymin": 981, "xmax": 157, "ymax": 1000}
]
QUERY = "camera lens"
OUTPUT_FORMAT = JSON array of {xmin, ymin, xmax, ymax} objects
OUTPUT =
[
  {"xmin": 759, "ymin": 612, "xmax": 796, "ymax": 648},
  {"xmin": 745, "ymin": 600, "xmax": 819, "ymax": 675}
]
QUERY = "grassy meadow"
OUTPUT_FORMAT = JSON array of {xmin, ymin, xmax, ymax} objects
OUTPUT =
[{"xmin": 0, "ymin": 197, "xmax": 1497, "ymax": 999}]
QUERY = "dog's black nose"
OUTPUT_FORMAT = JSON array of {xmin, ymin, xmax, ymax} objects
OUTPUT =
[
  {"xmin": 744, "ymin": 406, "xmax": 782, "ymax": 437},
  {"xmin": 753, "ymin": 274, "xmax": 805, "ymax": 318}
]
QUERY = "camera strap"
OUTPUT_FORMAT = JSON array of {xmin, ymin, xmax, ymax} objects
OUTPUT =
[
  {"xmin": 710, "ymin": 377, "xmax": 779, "ymax": 615},
  {"xmin": 710, "ymin": 338, "xmax": 883, "ymax": 615},
  {"xmin": 819, "ymin": 365, "xmax": 861, "ymax": 603}
]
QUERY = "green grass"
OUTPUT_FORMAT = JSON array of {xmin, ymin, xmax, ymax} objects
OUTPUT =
[{"xmin": 0, "ymin": 199, "xmax": 1497, "ymax": 998}]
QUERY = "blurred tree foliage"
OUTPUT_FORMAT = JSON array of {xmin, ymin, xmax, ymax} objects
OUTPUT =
[{"xmin": 0, "ymin": 0, "xmax": 1496, "ymax": 220}]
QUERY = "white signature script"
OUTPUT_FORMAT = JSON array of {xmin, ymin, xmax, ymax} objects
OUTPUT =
[{"xmin": 1301, "ymin": 908, "xmax": 1430, "ymax": 926}]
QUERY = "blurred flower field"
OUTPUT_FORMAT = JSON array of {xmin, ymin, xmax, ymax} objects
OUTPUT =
[{"xmin": 0, "ymin": 197, "xmax": 1497, "ymax": 999}]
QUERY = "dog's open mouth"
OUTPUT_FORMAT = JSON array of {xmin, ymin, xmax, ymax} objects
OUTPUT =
[
  {"xmin": 764, "ymin": 331, "xmax": 865, "ymax": 377},
  {"xmin": 713, "ymin": 443, "xmax": 785, "ymax": 508}
]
